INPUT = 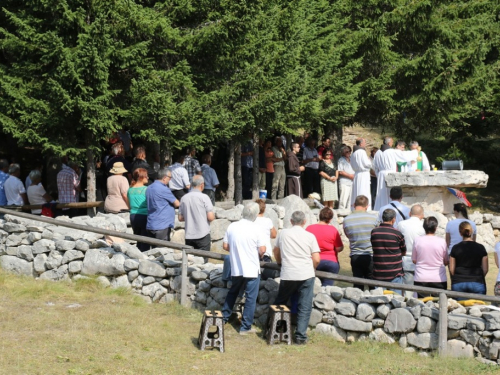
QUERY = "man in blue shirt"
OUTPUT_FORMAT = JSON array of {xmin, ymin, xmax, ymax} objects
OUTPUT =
[
  {"xmin": 0, "ymin": 159, "xmax": 9, "ymax": 206},
  {"xmin": 146, "ymin": 168, "xmax": 180, "ymax": 241}
]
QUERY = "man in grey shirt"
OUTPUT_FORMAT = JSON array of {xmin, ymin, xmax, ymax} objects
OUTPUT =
[
  {"xmin": 178, "ymin": 175, "xmax": 215, "ymax": 251},
  {"xmin": 273, "ymin": 211, "xmax": 320, "ymax": 344}
]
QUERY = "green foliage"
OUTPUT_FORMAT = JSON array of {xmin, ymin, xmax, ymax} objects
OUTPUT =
[
  {"xmin": 435, "ymin": 143, "xmax": 471, "ymax": 165},
  {"xmin": 0, "ymin": 0, "xmax": 499, "ymax": 160}
]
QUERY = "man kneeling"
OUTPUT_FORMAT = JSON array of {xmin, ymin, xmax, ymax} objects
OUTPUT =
[{"xmin": 273, "ymin": 211, "xmax": 320, "ymax": 344}]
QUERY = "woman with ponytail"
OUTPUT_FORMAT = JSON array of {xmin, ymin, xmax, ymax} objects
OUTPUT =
[
  {"xmin": 446, "ymin": 203, "xmax": 477, "ymax": 254},
  {"xmin": 127, "ymin": 168, "xmax": 150, "ymax": 251},
  {"xmin": 449, "ymin": 222, "xmax": 488, "ymax": 296}
]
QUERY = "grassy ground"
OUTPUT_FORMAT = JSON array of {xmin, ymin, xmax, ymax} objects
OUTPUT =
[{"xmin": 0, "ymin": 271, "xmax": 499, "ymax": 375}]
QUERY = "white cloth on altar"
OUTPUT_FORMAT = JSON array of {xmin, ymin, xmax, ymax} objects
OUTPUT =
[
  {"xmin": 374, "ymin": 149, "xmax": 411, "ymax": 211},
  {"xmin": 405, "ymin": 150, "xmax": 430, "ymax": 171},
  {"xmin": 350, "ymin": 148, "xmax": 372, "ymax": 209}
]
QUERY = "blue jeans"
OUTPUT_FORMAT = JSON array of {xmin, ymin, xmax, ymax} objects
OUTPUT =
[
  {"xmin": 222, "ymin": 255, "xmax": 231, "ymax": 282},
  {"xmin": 452, "ymin": 282, "xmax": 486, "ymax": 299},
  {"xmin": 274, "ymin": 277, "xmax": 315, "ymax": 342},
  {"xmin": 390, "ymin": 275, "xmax": 403, "ymax": 296},
  {"xmin": 222, "ymin": 275, "xmax": 260, "ymax": 332},
  {"xmin": 316, "ymin": 260, "xmax": 340, "ymax": 286}
]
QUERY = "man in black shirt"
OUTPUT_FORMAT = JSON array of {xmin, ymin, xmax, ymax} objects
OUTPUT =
[
  {"xmin": 131, "ymin": 145, "xmax": 157, "ymax": 183},
  {"xmin": 371, "ymin": 209, "xmax": 406, "ymax": 294}
]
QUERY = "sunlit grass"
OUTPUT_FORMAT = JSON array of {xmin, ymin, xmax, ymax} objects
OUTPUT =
[{"xmin": 0, "ymin": 270, "xmax": 497, "ymax": 374}]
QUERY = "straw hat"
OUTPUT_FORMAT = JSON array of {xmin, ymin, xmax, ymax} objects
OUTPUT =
[{"xmin": 109, "ymin": 162, "xmax": 127, "ymax": 175}]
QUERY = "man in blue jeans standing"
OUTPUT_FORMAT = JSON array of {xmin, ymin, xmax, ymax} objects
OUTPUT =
[
  {"xmin": 273, "ymin": 211, "xmax": 320, "ymax": 344},
  {"xmin": 222, "ymin": 202, "xmax": 266, "ymax": 334}
]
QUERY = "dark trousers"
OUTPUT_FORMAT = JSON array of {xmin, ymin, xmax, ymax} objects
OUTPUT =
[
  {"xmin": 242, "ymin": 166, "xmax": 253, "ymax": 199},
  {"xmin": 370, "ymin": 176, "xmax": 377, "ymax": 210},
  {"xmin": 148, "ymin": 227, "xmax": 171, "ymax": 242},
  {"xmin": 185, "ymin": 233, "xmax": 211, "ymax": 251},
  {"xmin": 202, "ymin": 189, "xmax": 215, "ymax": 206},
  {"xmin": 350, "ymin": 254, "xmax": 373, "ymax": 290},
  {"xmin": 171, "ymin": 189, "xmax": 187, "ymax": 201},
  {"xmin": 316, "ymin": 260, "xmax": 340, "ymax": 286},
  {"xmin": 274, "ymin": 277, "xmax": 315, "ymax": 342},
  {"xmin": 414, "ymin": 281, "xmax": 448, "ymax": 298},
  {"xmin": 303, "ymin": 167, "xmax": 320, "ymax": 197},
  {"xmin": 265, "ymin": 172, "xmax": 274, "ymax": 196},
  {"xmin": 130, "ymin": 214, "xmax": 151, "ymax": 252}
]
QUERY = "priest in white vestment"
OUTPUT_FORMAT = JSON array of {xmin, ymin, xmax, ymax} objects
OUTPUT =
[
  {"xmin": 350, "ymin": 138, "xmax": 372, "ymax": 209},
  {"xmin": 405, "ymin": 141, "xmax": 430, "ymax": 172},
  {"xmin": 374, "ymin": 140, "xmax": 414, "ymax": 211}
]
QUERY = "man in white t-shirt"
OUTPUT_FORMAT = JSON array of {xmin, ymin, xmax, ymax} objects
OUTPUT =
[
  {"xmin": 377, "ymin": 187, "xmax": 410, "ymax": 228},
  {"xmin": 222, "ymin": 202, "xmax": 266, "ymax": 335},
  {"xmin": 397, "ymin": 204, "xmax": 425, "ymax": 296},
  {"xmin": 4, "ymin": 164, "xmax": 28, "ymax": 206},
  {"xmin": 273, "ymin": 210, "xmax": 320, "ymax": 344}
]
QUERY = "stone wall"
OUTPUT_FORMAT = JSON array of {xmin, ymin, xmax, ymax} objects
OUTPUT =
[{"xmin": 1, "ymin": 200, "xmax": 500, "ymax": 363}]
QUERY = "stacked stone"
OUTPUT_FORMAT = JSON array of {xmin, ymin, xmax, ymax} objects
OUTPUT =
[{"xmin": 311, "ymin": 286, "xmax": 500, "ymax": 363}]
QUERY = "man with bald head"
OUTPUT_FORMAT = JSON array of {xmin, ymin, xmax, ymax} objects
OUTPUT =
[{"xmin": 397, "ymin": 204, "xmax": 425, "ymax": 295}]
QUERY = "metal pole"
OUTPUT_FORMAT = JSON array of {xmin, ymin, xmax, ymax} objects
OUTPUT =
[
  {"xmin": 438, "ymin": 292, "xmax": 448, "ymax": 356},
  {"xmin": 180, "ymin": 249, "xmax": 188, "ymax": 307}
]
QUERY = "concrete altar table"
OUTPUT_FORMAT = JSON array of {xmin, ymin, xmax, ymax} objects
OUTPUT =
[{"xmin": 385, "ymin": 170, "xmax": 488, "ymax": 214}]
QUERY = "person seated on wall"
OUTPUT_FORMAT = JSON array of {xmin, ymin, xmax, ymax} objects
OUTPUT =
[{"xmin": 26, "ymin": 170, "xmax": 53, "ymax": 215}]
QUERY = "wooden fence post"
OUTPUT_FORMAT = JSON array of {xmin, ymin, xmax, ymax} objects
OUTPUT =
[
  {"xmin": 180, "ymin": 250, "xmax": 188, "ymax": 307},
  {"xmin": 438, "ymin": 292, "xmax": 448, "ymax": 356}
]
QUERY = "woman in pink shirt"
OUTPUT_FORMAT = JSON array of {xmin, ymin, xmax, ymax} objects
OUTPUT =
[{"xmin": 412, "ymin": 216, "xmax": 449, "ymax": 297}]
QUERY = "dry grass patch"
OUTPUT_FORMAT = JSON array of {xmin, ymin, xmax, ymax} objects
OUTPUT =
[{"xmin": 0, "ymin": 271, "xmax": 499, "ymax": 375}]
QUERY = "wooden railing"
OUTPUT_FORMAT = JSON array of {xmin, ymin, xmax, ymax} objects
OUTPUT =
[{"xmin": 1, "ymin": 207, "xmax": 499, "ymax": 356}]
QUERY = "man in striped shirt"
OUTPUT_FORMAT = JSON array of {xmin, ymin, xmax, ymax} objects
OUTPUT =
[
  {"xmin": 371, "ymin": 208, "xmax": 407, "ymax": 293},
  {"xmin": 343, "ymin": 195, "xmax": 378, "ymax": 290}
]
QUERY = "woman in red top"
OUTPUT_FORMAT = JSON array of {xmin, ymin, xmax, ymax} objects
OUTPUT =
[{"xmin": 306, "ymin": 207, "xmax": 344, "ymax": 286}]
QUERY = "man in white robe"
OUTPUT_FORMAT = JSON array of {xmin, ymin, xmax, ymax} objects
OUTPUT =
[
  {"xmin": 405, "ymin": 141, "xmax": 430, "ymax": 172},
  {"xmin": 350, "ymin": 138, "xmax": 372, "ymax": 209},
  {"xmin": 374, "ymin": 140, "xmax": 413, "ymax": 211}
]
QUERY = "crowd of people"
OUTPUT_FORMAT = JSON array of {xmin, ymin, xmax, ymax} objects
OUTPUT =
[
  {"xmin": 221, "ymin": 195, "xmax": 499, "ymax": 344},
  {"xmin": 243, "ymin": 134, "xmax": 431, "ymax": 214},
  {"xmin": 0, "ymin": 130, "xmax": 498, "ymax": 346}
]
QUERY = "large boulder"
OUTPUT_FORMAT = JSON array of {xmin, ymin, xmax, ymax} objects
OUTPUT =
[
  {"xmin": 138, "ymin": 260, "xmax": 166, "ymax": 278},
  {"xmin": 334, "ymin": 315, "xmax": 372, "ymax": 332},
  {"xmin": 407, "ymin": 332, "xmax": 439, "ymax": 350},
  {"xmin": 210, "ymin": 219, "xmax": 231, "ymax": 241},
  {"xmin": 280, "ymin": 195, "xmax": 317, "ymax": 229},
  {"xmin": 81, "ymin": 249, "xmax": 126, "ymax": 276},
  {"xmin": 0, "ymin": 255, "xmax": 34, "ymax": 276},
  {"xmin": 384, "ymin": 308, "xmax": 416, "ymax": 333},
  {"xmin": 476, "ymin": 223, "xmax": 496, "ymax": 253},
  {"xmin": 447, "ymin": 339, "xmax": 474, "ymax": 358},
  {"xmin": 315, "ymin": 323, "xmax": 346, "ymax": 343}
]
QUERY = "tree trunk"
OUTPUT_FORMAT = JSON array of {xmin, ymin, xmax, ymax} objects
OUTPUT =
[
  {"xmin": 225, "ymin": 140, "xmax": 235, "ymax": 201},
  {"xmin": 252, "ymin": 133, "xmax": 260, "ymax": 200},
  {"xmin": 234, "ymin": 141, "xmax": 242, "ymax": 205},
  {"xmin": 85, "ymin": 130, "xmax": 96, "ymax": 217},
  {"xmin": 325, "ymin": 123, "xmax": 343, "ymax": 165},
  {"xmin": 159, "ymin": 139, "xmax": 168, "ymax": 168}
]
